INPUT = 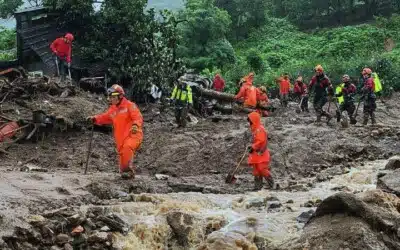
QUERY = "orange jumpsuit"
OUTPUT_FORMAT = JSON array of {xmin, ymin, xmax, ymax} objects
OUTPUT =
[
  {"xmin": 94, "ymin": 97, "xmax": 143, "ymax": 173},
  {"xmin": 256, "ymin": 88, "xmax": 269, "ymax": 117},
  {"xmin": 247, "ymin": 112, "xmax": 270, "ymax": 177},
  {"xmin": 235, "ymin": 75, "xmax": 257, "ymax": 108}
]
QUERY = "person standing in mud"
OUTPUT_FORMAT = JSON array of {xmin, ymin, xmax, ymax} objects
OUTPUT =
[
  {"xmin": 361, "ymin": 68, "xmax": 377, "ymax": 125},
  {"xmin": 170, "ymin": 78, "xmax": 193, "ymax": 127},
  {"xmin": 278, "ymin": 74, "xmax": 290, "ymax": 107},
  {"xmin": 293, "ymin": 76, "xmax": 309, "ymax": 112},
  {"xmin": 335, "ymin": 74, "xmax": 357, "ymax": 124},
  {"xmin": 88, "ymin": 84, "xmax": 143, "ymax": 179},
  {"xmin": 309, "ymin": 65, "xmax": 333, "ymax": 123},
  {"xmin": 50, "ymin": 33, "xmax": 74, "ymax": 83},
  {"xmin": 247, "ymin": 111, "xmax": 274, "ymax": 190}
]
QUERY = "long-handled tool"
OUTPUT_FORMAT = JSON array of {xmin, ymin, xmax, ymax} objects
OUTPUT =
[
  {"xmin": 351, "ymin": 98, "xmax": 363, "ymax": 125},
  {"xmin": 55, "ymin": 57, "xmax": 60, "ymax": 76},
  {"xmin": 225, "ymin": 148, "xmax": 248, "ymax": 184},
  {"xmin": 68, "ymin": 65, "xmax": 72, "ymax": 85},
  {"xmin": 84, "ymin": 126, "xmax": 95, "ymax": 175},
  {"xmin": 296, "ymin": 96, "xmax": 304, "ymax": 113}
]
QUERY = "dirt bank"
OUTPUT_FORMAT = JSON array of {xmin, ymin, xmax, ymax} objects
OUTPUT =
[{"xmin": 1, "ymin": 77, "xmax": 400, "ymax": 249}]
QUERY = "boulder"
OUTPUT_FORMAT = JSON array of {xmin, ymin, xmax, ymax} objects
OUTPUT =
[
  {"xmin": 55, "ymin": 234, "xmax": 70, "ymax": 246},
  {"xmin": 199, "ymin": 231, "xmax": 257, "ymax": 250},
  {"xmin": 87, "ymin": 231, "xmax": 109, "ymax": 243},
  {"xmin": 377, "ymin": 169, "xmax": 400, "ymax": 196},
  {"xmin": 385, "ymin": 156, "xmax": 400, "ymax": 170},
  {"xmin": 287, "ymin": 191, "xmax": 400, "ymax": 250},
  {"xmin": 166, "ymin": 211, "xmax": 193, "ymax": 246}
]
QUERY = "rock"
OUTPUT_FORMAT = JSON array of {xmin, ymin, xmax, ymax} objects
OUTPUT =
[
  {"xmin": 85, "ymin": 218, "xmax": 97, "ymax": 229},
  {"xmin": 50, "ymin": 246, "xmax": 62, "ymax": 250},
  {"xmin": 166, "ymin": 211, "xmax": 193, "ymax": 246},
  {"xmin": 56, "ymin": 234, "xmax": 70, "ymax": 246},
  {"xmin": 67, "ymin": 214, "xmax": 85, "ymax": 227},
  {"xmin": 377, "ymin": 169, "xmax": 400, "ymax": 196},
  {"xmin": 316, "ymin": 173, "xmax": 328, "ymax": 182},
  {"xmin": 100, "ymin": 226, "xmax": 110, "ymax": 232},
  {"xmin": 87, "ymin": 231, "xmax": 109, "ymax": 243},
  {"xmin": 267, "ymin": 200, "xmax": 282, "ymax": 210},
  {"xmin": 296, "ymin": 210, "xmax": 315, "ymax": 223},
  {"xmin": 371, "ymin": 130, "xmax": 380, "ymax": 137},
  {"xmin": 201, "ymin": 231, "xmax": 257, "ymax": 250},
  {"xmin": 168, "ymin": 182, "xmax": 204, "ymax": 192},
  {"xmin": 64, "ymin": 243, "xmax": 73, "ymax": 250},
  {"xmin": 331, "ymin": 186, "xmax": 351, "ymax": 192},
  {"xmin": 385, "ymin": 156, "xmax": 400, "ymax": 170},
  {"xmin": 98, "ymin": 214, "xmax": 129, "ymax": 234},
  {"xmin": 303, "ymin": 200, "xmax": 314, "ymax": 208},
  {"xmin": 244, "ymin": 197, "xmax": 265, "ymax": 209},
  {"xmin": 155, "ymin": 174, "xmax": 170, "ymax": 180},
  {"xmin": 286, "ymin": 199, "xmax": 294, "ymax": 204}
]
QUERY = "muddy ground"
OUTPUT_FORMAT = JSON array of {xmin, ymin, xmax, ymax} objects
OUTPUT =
[{"xmin": 1, "ymin": 77, "xmax": 400, "ymax": 249}]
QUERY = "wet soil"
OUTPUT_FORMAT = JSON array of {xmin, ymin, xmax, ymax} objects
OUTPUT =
[{"xmin": 1, "ymin": 77, "xmax": 400, "ymax": 249}]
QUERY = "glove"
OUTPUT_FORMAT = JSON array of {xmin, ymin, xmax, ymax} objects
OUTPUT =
[
  {"xmin": 247, "ymin": 145, "xmax": 254, "ymax": 153},
  {"xmin": 131, "ymin": 124, "xmax": 139, "ymax": 134}
]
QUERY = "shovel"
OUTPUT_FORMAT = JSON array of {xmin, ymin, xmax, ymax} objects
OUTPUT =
[
  {"xmin": 351, "ymin": 98, "xmax": 363, "ymax": 125},
  {"xmin": 55, "ymin": 57, "xmax": 60, "ymax": 76},
  {"xmin": 296, "ymin": 96, "xmax": 304, "ymax": 113},
  {"xmin": 84, "ymin": 126, "xmax": 95, "ymax": 175},
  {"xmin": 68, "ymin": 65, "xmax": 72, "ymax": 85},
  {"xmin": 225, "ymin": 148, "xmax": 248, "ymax": 184}
]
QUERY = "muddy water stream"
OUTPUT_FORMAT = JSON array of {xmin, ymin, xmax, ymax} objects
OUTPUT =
[{"xmin": 82, "ymin": 160, "xmax": 386, "ymax": 249}]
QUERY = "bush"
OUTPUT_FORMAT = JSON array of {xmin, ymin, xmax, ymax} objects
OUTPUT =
[{"xmin": 246, "ymin": 49, "xmax": 265, "ymax": 73}]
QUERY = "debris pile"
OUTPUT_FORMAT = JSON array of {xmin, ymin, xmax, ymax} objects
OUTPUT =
[{"xmin": 2, "ymin": 206, "xmax": 130, "ymax": 250}]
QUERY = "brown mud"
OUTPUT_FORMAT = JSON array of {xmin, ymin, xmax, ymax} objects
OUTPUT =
[{"xmin": 1, "ymin": 77, "xmax": 400, "ymax": 249}]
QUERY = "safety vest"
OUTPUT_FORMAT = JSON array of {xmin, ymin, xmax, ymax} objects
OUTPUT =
[
  {"xmin": 335, "ymin": 83, "xmax": 345, "ymax": 104},
  {"xmin": 372, "ymin": 72, "xmax": 382, "ymax": 93},
  {"xmin": 171, "ymin": 84, "xmax": 193, "ymax": 105}
]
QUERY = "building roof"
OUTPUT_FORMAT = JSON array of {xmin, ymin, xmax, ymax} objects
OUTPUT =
[{"xmin": 15, "ymin": 6, "xmax": 46, "ymax": 15}]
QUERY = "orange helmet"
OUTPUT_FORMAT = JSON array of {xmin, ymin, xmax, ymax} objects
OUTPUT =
[
  {"xmin": 363, "ymin": 68, "xmax": 372, "ymax": 75},
  {"xmin": 107, "ymin": 84, "xmax": 125, "ymax": 96},
  {"xmin": 315, "ymin": 65, "xmax": 324, "ymax": 72},
  {"xmin": 65, "ymin": 33, "xmax": 74, "ymax": 42},
  {"xmin": 259, "ymin": 86, "xmax": 267, "ymax": 93}
]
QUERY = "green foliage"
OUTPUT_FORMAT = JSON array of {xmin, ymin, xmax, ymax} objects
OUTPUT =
[
  {"xmin": 0, "ymin": 26, "xmax": 16, "ymax": 60},
  {"xmin": 215, "ymin": 0, "xmax": 270, "ymax": 41},
  {"xmin": 177, "ymin": 0, "xmax": 235, "ymax": 71},
  {"xmin": 0, "ymin": 0, "xmax": 23, "ymax": 18},
  {"xmin": 246, "ymin": 49, "xmax": 265, "ymax": 73}
]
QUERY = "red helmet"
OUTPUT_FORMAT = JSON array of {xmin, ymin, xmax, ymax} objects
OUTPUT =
[
  {"xmin": 65, "ymin": 33, "xmax": 74, "ymax": 42},
  {"xmin": 107, "ymin": 84, "xmax": 125, "ymax": 96},
  {"xmin": 363, "ymin": 68, "xmax": 372, "ymax": 75}
]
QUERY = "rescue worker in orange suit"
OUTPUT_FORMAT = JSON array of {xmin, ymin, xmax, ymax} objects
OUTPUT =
[
  {"xmin": 88, "ymin": 84, "xmax": 143, "ymax": 179},
  {"xmin": 309, "ymin": 65, "xmax": 334, "ymax": 123},
  {"xmin": 293, "ymin": 76, "xmax": 309, "ymax": 112},
  {"xmin": 361, "ymin": 68, "xmax": 377, "ymax": 125},
  {"xmin": 213, "ymin": 74, "xmax": 225, "ymax": 92},
  {"xmin": 278, "ymin": 75, "xmax": 290, "ymax": 107},
  {"xmin": 234, "ymin": 72, "xmax": 257, "ymax": 108},
  {"xmin": 247, "ymin": 112, "xmax": 274, "ymax": 190},
  {"xmin": 256, "ymin": 86, "xmax": 269, "ymax": 117},
  {"xmin": 50, "ymin": 33, "xmax": 74, "ymax": 83}
]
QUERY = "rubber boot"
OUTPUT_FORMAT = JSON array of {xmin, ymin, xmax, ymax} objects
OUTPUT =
[
  {"xmin": 371, "ymin": 113, "xmax": 376, "ymax": 125},
  {"xmin": 265, "ymin": 176, "xmax": 275, "ymax": 189},
  {"xmin": 316, "ymin": 115, "xmax": 322, "ymax": 123},
  {"xmin": 363, "ymin": 113, "xmax": 368, "ymax": 126},
  {"xmin": 253, "ymin": 176, "xmax": 263, "ymax": 191}
]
